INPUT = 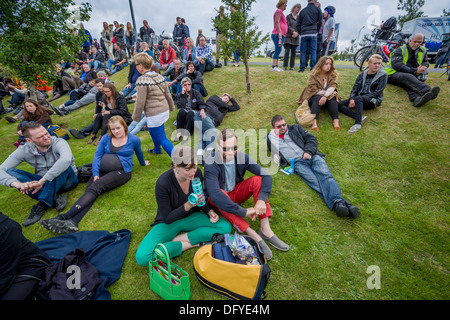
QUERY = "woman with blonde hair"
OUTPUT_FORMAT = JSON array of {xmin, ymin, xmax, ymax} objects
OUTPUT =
[
  {"xmin": 125, "ymin": 22, "xmax": 135, "ymax": 58},
  {"xmin": 182, "ymin": 37, "xmax": 197, "ymax": 64},
  {"xmin": 40, "ymin": 116, "xmax": 149, "ymax": 234},
  {"xmin": 101, "ymin": 21, "xmax": 114, "ymax": 58},
  {"xmin": 133, "ymin": 52, "xmax": 175, "ymax": 156},
  {"xmin": 296, "ymin": 55, "xmax": 341, "ymax": 131}
]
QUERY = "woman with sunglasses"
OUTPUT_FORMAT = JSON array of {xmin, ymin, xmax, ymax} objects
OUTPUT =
[{"xmin": 181, "ymin": 37, "xmax": 197, "ymax": 65}]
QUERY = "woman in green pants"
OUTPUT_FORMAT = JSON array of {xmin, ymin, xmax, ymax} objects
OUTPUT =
[{"xmin": 135, "ymin": 146, "xmax": 231, "ymax": 266}]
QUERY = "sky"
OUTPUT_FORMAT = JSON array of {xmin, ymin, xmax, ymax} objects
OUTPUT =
[{"xmin": 73, "ymin": 0, "xmax": 447, "ymax": 53}]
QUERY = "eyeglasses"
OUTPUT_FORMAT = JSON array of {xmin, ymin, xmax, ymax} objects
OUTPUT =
[
  {"xmin": 275, "ymin": 123, "xmax": 287, "ymax": 129},
  {"xmin": 182, "ymin": 83, "xmax": 191, "ymax": 87},
  {"xmin": 220, "ymin": 145, "xmax": 238, "ymax": 152},
  {"xmin": 186, "ymin": 40, "xmax": 190, "ymax": 43}
]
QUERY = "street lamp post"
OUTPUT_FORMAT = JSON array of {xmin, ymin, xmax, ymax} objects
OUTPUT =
[{"xmin": 128, "ymin": 0, "xmax": 138, "ymax": 54}]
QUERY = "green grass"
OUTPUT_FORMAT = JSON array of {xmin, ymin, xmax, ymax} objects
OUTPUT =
[{"xmin": 0, "ymin": 62, "xmax": 448, "ymax": 300}]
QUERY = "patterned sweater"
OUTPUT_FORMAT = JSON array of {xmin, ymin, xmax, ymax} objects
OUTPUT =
[{"xmin": 132, "ymin": 72, "xmax": 175, "ymax": 122}]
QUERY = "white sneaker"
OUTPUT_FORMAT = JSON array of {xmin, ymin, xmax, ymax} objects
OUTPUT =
[{"xmin": 348, "ymin": 125, "xmax": 362, "ymax": 134}]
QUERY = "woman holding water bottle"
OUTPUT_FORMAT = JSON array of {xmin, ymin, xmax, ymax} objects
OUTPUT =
[
  {"xmin": 135, "ymin": 146, "xmax": 231, "ymax": 266},
  {"xmin": 271, "ymin": 0, "xmax": 288, "ymax": 72}
]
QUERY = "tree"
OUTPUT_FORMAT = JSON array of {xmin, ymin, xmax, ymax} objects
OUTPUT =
[
  {"xmin": 397, "ymin": 0, "xmax": 426, "ymax": 28},
  {"xmin": 442, "ymin": 9, "xmax": 450, "ymax": 17},
  {"xmin": 212, "ymin": 0, "xmax": 269, "ymax": 94},
  {"xmin": 0, "ymin": 0, "xmax": 91, "ymax": 99}
]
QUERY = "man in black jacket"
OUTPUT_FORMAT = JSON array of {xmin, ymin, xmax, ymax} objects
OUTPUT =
[
  {"xmin": 204, "ymin": 129, "xmax": 290, "ymax": 260},
  {"xmin": 296, "ymin": 0, "xmax": 322, "ymax": 72},
  {"xmin": 173, "ymin": 17, "xmax": 187, "ymax": 47},
  {"xmin": 338, "ymin": 54, "xmax": 388, "ymax": 133},
  {"xmin": 193, "ymin": 94, "xmax": 240, "ymax": 154},
  {"xmin": 267, "ymin": 115, "xmax": 360, "ymax": 219},
  {"xmin": 386, "ymin": 33, "xmax": 440, "ymax": 107}
]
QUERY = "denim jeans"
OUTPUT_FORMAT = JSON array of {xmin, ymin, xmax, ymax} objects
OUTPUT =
[
  {"xmin": 107, "ymin": 59, "xmax": 128, "ymax": 74},
  {"xmin": 293, "ymin": 155, "xmax": 348, "ymax": 209},
  {"xmin": 88, "ymin": 60, "xmax": 103, "ymax": 70},
  {"xmin": 122, "ymin": 83, "xmax": 135, "ymax": 98},
  {"xmin": 271, "ymin": 33, "xmax": 285, "ymax": 60},
  {"xmin": 128, "ymin": 113, "xmax": 146, "ymax": 135},
  {"xmin": 164, "ymin": 76, "xmax": 182, "ymax": 95},
  {"xmin": 195, "ymin": 59, "xmax": 215, "ymax": 74},
  {"xmin": 300, "ymin": 35, "xmax": 318, "ymax": 71},
  {"xmin": 148, "ymin": 123, "xmax": 174, "ymax": 156},
  {"xmin": 6, "ymin": 167, "xmax": 79, "ymax": 207},
  {"xmin": 194, "ymin": 112, "xmax": 217, "ymax": 150}
]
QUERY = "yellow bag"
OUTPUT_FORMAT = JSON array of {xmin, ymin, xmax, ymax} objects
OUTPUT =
[
  {"xmin": 193, "ymin": 235, "xmax": 270, "ymax": 300},
  {"xmin": 295, "ymin": 99, "xmax": 316, "ymax": 128}
]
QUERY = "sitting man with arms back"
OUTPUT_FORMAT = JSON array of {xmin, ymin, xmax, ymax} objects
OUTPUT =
[
  {"xmin": 204, "ymin": 128, "xmax": 290, "ymax": 260},
  {"xmin": 0, "ymin": 123, "xmax": 78, "ymax": 226},
  {"xmin": 386, "ymin": 33, "xmax": 440, "ymax": 107},
  {"xmin": 267, "ymin": 115, "xmax": 360, "ymax": 219},
  {"xmin": 195, "ymin": 35, "xmax": 215, "ymax": 74},
  {"xmin": 338, "ymin": 54, "xmax": 388, "ymax": 133}
]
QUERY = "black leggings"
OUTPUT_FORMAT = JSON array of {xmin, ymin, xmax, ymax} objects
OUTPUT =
[
  {"xmin": 59, "ymin": 165, "xmax": 131, "ymax": 224},
  {"xmin": 338, "ymin": 96, "xmax": 376, "ymax": 125},
  {"xmin": 92, "ymin": 113, "xmax": 113, "ymax": 137},
  {"xmin": 176, "ymin": 109, "xmax": 195, "ymax": 135},
  {"xmin": 309, "ymin": 95, "xmax": 339, "ymax": 120}
]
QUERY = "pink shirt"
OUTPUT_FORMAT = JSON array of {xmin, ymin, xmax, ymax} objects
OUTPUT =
[{"xmin": 272, "ymin": 9, "xmax": 287, "ymax": 35}]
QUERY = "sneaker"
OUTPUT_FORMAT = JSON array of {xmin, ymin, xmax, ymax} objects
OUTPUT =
[
  {"xmin": 42, "ymin": 217, "xmax": 79, "ymax": 234},
  {"xmin": 53, "ymin": 193, "xmax": 67, "ymax": 211},
  {"xmin": 147, "ymin": 148, "xmax": 162, "ymax": 155},
  {"xmin": 23, "ymin": 202, "xmax": 48, "ymax": 226},
  {"xmin": 430, "ymin": 86, "xmax": 440, "ymax": 100},
  {"xmin": 257, "ymin": 240, "xmax": 273, "ymax": 260},
  {"xmin": 413, "ymin": 92, "xmax": 433, "ymax": 107},
  {"xmin": 50, "ymin": 105, "xmax": 65, "ymax": 116},
  {"xmin": 270, "ymin": 66, "xmax": 278, "ymax": 72},
  {"xmin": 348, "ymin": 124, "xmax": 362, "ymax": 134},
  {"xmin": 258, "ymin": 229, "xmax": 290, "ymax": 251},
  {"xmin": 69, "ymin": 128, "xmax": 87, "ymax": 139},
  {"xmin": 333, "ymin": 200, "xmax": 350, "ymax": 217},
  {"xmin": 4, "ymin": 116, "xmax": 17, "ymax": 123}
]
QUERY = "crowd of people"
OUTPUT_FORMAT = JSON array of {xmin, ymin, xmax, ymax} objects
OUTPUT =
[{"xmin": 0, "ymin": 0, "xmax": 444, "ymax": 300}]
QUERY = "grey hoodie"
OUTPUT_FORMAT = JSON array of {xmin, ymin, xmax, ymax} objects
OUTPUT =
[{"xmin": 0, "ymin": 136, "xmax": 77, "ymax": 187}]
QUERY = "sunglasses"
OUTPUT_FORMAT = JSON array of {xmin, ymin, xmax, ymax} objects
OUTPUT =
[
  {"xmin": 221, "ymin": 145, "xmax": 238, "ymax": 152},
  {"xmin": 275, "ymin": 123, "xmax": 287, "ymax": 129}
]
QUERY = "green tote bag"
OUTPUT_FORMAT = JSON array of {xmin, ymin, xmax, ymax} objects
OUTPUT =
[{"xmin": 149, "ymin": 243, "xmax": 192, "ymax": 300}]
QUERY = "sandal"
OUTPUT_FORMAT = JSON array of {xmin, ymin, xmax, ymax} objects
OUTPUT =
[
  {"xmin": 93, "ymin": 135, "xmax": 102, "ymax": 146},
  {"xmin": 87, "ymin": 135, "xmax": 96, "ymax": 144}
]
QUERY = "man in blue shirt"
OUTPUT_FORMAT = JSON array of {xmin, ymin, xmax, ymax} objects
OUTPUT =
[{"xmin": 195, "ymin": 36, "xmax": 215, "ymax": 74}]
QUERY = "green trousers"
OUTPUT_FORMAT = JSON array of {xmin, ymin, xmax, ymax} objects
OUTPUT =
[{"xmin": 135, "ymin": 212, "xmax": 231, "ymax": 267}]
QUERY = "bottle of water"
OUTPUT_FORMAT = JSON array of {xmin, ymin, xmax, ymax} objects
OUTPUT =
[{"xmin": 189, "ymin": 177, "xmax": 205, "ymax": 206}]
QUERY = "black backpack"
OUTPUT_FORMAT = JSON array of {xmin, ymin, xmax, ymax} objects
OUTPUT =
[{"xmin": 376, "ymin": 16, "xmax": 397, "ymax": 40}]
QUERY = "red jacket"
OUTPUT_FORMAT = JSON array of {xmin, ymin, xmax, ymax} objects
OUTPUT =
[{"xmin": 160, "ymin": 47, "xmax": 176, "ymax": 66}]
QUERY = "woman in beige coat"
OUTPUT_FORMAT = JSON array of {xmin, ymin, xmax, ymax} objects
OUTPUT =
[{"xmin": 133, "ymin": 52, "xmax": 175, "ymax": 156}]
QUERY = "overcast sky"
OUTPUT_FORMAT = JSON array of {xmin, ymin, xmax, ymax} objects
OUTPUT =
[{"xmin": 73, "ymin": 0, "xmax": 447, "ymax": 52}]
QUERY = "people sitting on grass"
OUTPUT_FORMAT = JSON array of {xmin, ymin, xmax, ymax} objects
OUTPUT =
[
  {"xmin": 139, "ymin": 42, "xmax": 153, "ymax": 57},
  {"xmin": 135, "ymin": 146, "xmax": 231, "ymax": 266},
  {"xmin": 174, "ymin": 77, "xmax": 205, "ymax": 142},
  {"xmin": 88, "ymin": 82, "xmax": 133, "ymax": 146},
  {"xmin": 338, "ymin": 54, "xmax": 388, "ymax": 133},
  {"xmin": 122, "ymin": 59, "xmax": 141, "ymax": 99},
  {"xmin": 132, "ymin": 52, "xmax": 175, "ymax": 157},
  {"xmin": 267, "ymin": 114, "xmax": 360, "ymax": 219},
  {"xmin": 164, "ymin": 57, "xmax": 185, "ymax": 97},
  {"xmin": 204, "ymin": 128, "xmax": 290, "ymax": 260},
  {"xmin": 175, "ymin": 61, "xmax": 208, "ymax": 97},
  {"xmin": 182, "ymin": 37, "xmax": 197, "ymax": 65},
  {"xmin": 195, "ymin": 35, "xmax": 215, "ymax": 74},
  {"xmin": 79, "ymin": 62, "xmax": 98, "ymax": 84},
  {"xmin": 40, "ymin": 116, "xmax": 149, "ymax": 234},
  {"xmin": 386, "ymin": 33, "xmax": 440, "ymax": 108},
  {"xmin": 87, "ymin": 46, "xmax": 106, "ymax": 71},
  {"xmin": 48, "ymin": 65, "xmax": 84, "ymax": 102},
  {"xmin": 157, "ymin": 39, "xmax": 176, "ymax": 73},
  {"xmin": 105, "ymin": 42, "xmax": 128, "ymax": 76},
  {"xmin": 0, "ymin": 122, "xmax": 79, "ymax": 227},
  {"xmin": 193, "ymin": 93, "xmax": 240, "ymax": 157},
  {"xmin": 296, "ymin": 55, "xmax": 341, "ymax": 131},
  {"xmin": 14, "ymin": 99, "xmax": 54, "ymax": 147},
  {"xmin": 51, "ymin": 77, "xmax": 99, "ymax": 117}
]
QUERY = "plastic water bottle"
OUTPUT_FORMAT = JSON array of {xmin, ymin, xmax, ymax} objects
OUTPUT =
[
  {"xmin": 382, "ymin": 45, "xmax": 390, "ymax": 56},
  {"xmin": 278, "ymin": 38, "xmax": 282, "ymax": 48},
  {"xmin": 189, "ymin": 177, "xmax": 205, "ymax": 206}
]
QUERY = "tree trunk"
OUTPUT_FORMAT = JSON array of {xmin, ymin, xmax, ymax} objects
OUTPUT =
[
  {"xmin": 28, "ymin": 82, "xmax": 37, "ymax": 100},
  {"xmin": 243, "ymin": 39, "xmax": 251, "ymax": 94}
]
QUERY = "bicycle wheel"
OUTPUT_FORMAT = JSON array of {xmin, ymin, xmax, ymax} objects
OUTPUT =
[
  {"xmin": 153, "ymin": 48, "xmax": 161, "ymax": 64},
  {"xmin": 354, "ymin": 45, "xmax": 374, "ymax": 68},
  {"xmin": 359, "ymin": 46, "xmax": 376, "ymax": 71}
]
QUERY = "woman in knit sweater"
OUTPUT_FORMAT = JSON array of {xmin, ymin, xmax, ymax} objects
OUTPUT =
[
  {"xmin": 40, "ymin": 116, "xmax": 149, "ymax": 234},
  {"xmin": 132, "ymin": 52, "xmax": 175, "ymax": 156}
]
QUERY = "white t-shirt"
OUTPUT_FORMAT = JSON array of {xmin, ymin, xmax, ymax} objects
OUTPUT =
[{"xmin": 322, "ymin": 17, "xmax": 336, "ymax": 42}]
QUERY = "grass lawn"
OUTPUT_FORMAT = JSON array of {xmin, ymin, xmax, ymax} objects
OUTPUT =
[{"xmin": 0, "ymin": 61, "xmax": 448, "ymax": 300}]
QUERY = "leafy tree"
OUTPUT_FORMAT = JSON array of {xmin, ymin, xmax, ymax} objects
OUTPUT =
[
  {"xmin": 397, "ymin": 0, "xmax": 426, "ymax": 28},
  {"xmin": 442, "ymin": 9, "xmax": 450, "ymax": 17},
  {"xmin": 0, "ymin": 0, "xmax": 92, "ymax": 99},
  {"xmin": 212, "ymin": 0, "xmax": 269, "ymax": 94}
]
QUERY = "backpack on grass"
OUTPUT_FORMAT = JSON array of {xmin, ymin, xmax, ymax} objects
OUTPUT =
[{"xmin": 193, "ymin": 234, "xmax": 271, "ymax": 300}]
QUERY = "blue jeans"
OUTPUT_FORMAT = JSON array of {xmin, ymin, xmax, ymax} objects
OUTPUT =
[
  {"xmin": 194, "ymin": 112, "xmax": 217, "ymax": 150},
  {"xmin": 122, "ymin": 83, "xmax": 135, "ymax": 98},
  {"xmin": 164, "ymin": 76, "xmax": 182, "ymax": 95},
  {"xmin": 300, "ymin": 35, "xmax": 318, "ymax": 71},
  {"xmin": 89, "ymin": 60, "xmax": 103, "ymax": 70},
  {"xmin": 7, "ymin": 167, "xmax": 79, "ymax": 207},
  {"xmin": 271, "ymin": 34, "xmax": 285, "ymax": 60},
  {"xmin": 128, "ymin": 113, "xmax": 146, "ymax": 135},
  {"xmin": 293, "ymin": 155, "xmax": 348, "ymax": 210},
  {"xmin": 195, "ymin": 59, "xmax": 215, "ymax": 74},
  {"xmin": 107, "ymin": 59, "xmax": 128, "ymax": 74},
  {"xmin": 148, "ymin": 123, "xmax": 174, "ymax": 156}
]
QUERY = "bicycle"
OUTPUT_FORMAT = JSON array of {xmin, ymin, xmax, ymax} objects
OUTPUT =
[{"xmin": 354, "ymin": 25, "xmax": 410, "ymax": 71}]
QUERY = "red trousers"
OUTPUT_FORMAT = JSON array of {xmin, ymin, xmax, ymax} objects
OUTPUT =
[{"xmin": 208, "ymin": 176, "xmax": 273, "ymax": 233}]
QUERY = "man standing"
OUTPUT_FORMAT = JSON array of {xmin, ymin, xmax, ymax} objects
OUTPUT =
[
  {"xmin": 296, "ymin": 0, "xmax": 322, "ymax": 72},
  {"xmin": 196, "ymin": 35, "xmax": 215, "ymax": 74},
  {"xmin": 0, "ymin": 123, "xmax": 78, "ymax": 226},
  {"xmin": 173, "ymin": 17, "xmax": 187, "ymax": 48},
  {"xmin": 386, "ymin": 33, "xmax": 440, "ymax": 107},
  {"xmin": 267, "ymin": 115, "xmax": 360, "ymax": 219},
  {"xmin": 139, "ymin": 20, "xmax": 155, "ymax": 45},
  {"xmin": 338, "ymin": 54, "xmax": 388, "ymax": 133},
  {"xmin": 204, "ymin": 129, "xmax": 290, "ymax": 260}
]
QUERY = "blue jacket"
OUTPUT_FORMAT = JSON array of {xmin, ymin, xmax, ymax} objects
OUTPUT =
[
  {"xmin": 204, "ymin": 151, "xmax": 272, "ymax": 217},
  {"xmin": 92, "ymin": 134, "xmax": 146, "ymax": 177},
  {"xmin": 182, "ymin": 46, "xmax": 197, "ymax": 64}
]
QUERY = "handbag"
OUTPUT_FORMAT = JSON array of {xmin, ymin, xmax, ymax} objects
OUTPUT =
[{"xmin": 149, "ymin": 243, "xmax": 191, "ymax": 300}]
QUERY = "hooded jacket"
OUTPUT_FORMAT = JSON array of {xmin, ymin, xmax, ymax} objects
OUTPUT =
[{"xmin": 349, "ymin": 68, "xmax": 388, "ymax": 107}]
